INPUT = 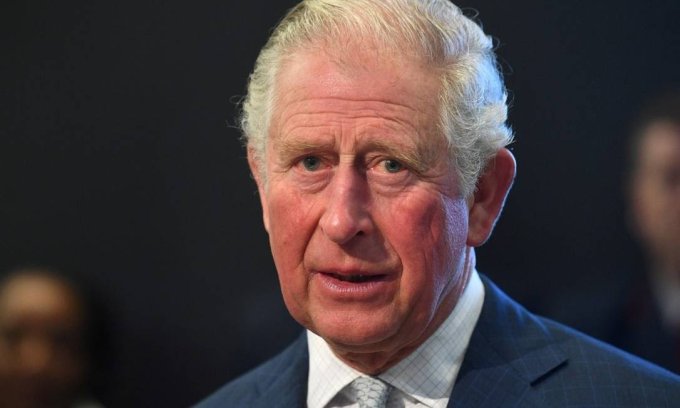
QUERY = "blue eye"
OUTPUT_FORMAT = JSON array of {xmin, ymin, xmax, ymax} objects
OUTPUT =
[
  {"xmin": 301, "ymin": 156, "xmax": 321, "ymax": 171},
  {"xmin": 383, "ymin": 159, "xmax": 404, "ymax": 173}
]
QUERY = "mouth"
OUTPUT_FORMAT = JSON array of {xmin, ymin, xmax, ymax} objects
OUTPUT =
[
  {"xmin": 312, "ymin": 269, "xmax": 394, "ymax": 298},
  {"xmin": 322, "ymin": 272, "xmax": 387, "ymax": 283}
]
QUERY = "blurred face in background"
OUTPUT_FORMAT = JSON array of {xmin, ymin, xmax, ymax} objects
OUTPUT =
[
  {"xmin": 0, "ymin": 273, "xmax": 87, "ymax": 408},
  {"xmin": 631, "ymin": 121, "xmax": 680, "ymax": 274}
]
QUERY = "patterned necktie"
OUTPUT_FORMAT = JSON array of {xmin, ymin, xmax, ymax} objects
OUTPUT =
[{"xmin": 350, "ymin": 376, "xmax": 392, "ymax": 408}]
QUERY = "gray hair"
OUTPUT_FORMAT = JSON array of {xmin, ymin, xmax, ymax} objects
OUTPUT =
[{"xmin": 240, "ymin": 0, "xmax": 513, "ymax": 198}]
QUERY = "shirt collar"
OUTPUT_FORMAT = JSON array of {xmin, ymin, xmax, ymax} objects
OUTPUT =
[{"xmin": 307, "ymin": 269, "xmax": 485, "ymax": 408}]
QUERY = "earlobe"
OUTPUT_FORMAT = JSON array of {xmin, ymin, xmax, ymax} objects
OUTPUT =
[
  {"xmin": 247, "ymin": 147, "xmax": 270, "ymax": 232},
  {"xmin": 466, "ymin": 148, "xmax": 516, "ymax": 247}
]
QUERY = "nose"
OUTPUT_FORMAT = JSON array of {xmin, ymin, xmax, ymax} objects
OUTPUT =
[{"xmin": 319, "ymin": 165, "xmax": 374, "ymax": 245}]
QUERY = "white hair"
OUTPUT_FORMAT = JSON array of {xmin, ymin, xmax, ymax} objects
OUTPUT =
[{"xmin": 240, "ymin": 0, "xmax": 513, "ymax": 198}]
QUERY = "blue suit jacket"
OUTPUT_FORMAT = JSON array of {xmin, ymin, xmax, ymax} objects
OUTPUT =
[{"xmin": 197, "ymin": 276, "xmax": 680, "ymax": 407}]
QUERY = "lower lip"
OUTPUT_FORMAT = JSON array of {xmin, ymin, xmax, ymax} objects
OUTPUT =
[{"xmin": 312, "ymin": 272, "xmax": 393, "ymax": 300}]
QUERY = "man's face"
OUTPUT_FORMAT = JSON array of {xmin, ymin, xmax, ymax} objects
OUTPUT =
[
  {"xmin": 251, "ymin": 49, "xmax": 473, "ymax": 367},
  {"xmin": 632, "ymin": 121, "xmax": 680, "ymax": 270},
  {"xmin": 0, "ymin": 275, "xmax": 86, "ymax": 408}
]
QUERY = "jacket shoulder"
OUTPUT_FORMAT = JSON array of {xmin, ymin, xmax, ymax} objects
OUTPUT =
[
  {"xmin": 537, "ymin": 316, "xmax": 680, "ymax": 404},
  {"xmin": 457, "ymin": 275, "xmax": 680, "ymax": 407}
]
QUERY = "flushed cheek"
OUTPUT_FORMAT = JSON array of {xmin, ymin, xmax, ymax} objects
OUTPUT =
[
  {"xmin": 266, "ymin": 186, "xmax": 320, "ymax": 254},
  {"xmin": 265, "ymin": 187, "xmax": 321, "ymax": 314},
  {"xmin": 387, "ymin": 195, "xmax": 468, "ymax": 302}
]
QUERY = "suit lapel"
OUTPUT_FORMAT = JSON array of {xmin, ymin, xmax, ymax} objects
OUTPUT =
[
  {"xmin": 252, "ymin": 334, "xmax": 309, "ymax": 408},
  {"xmin": 449, "ymin": 276, "xmax": 567, "ymax": 407}
]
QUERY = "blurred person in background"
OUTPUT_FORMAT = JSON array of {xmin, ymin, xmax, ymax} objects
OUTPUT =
[
  {"xmin": 0, "ymin": 266, "xmax": 106, "ymax": 408},
  {"xmin": 622, "ymin": 90, "xmax": 680, "ymax": 373}
]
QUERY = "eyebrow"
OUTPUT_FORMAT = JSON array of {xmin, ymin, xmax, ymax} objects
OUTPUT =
[{"xmin": 275, "ymin": 138, "xmax": 337, "ymax": 161}]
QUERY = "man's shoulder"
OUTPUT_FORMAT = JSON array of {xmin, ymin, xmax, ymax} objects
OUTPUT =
[
  {"xmin": 194, "ymin": 333, "xmax": 308, "ymax": 408},
  {"xmin": 536, "ymin": 314, "xmax": 680, "ymax": 405},
  {"xmin": 465, "ymin": 275, "xmax": 680, "ymax": 406},
  {"xmin": 541, "ymin": 312, "xmax": 678, "ymax": 379}
]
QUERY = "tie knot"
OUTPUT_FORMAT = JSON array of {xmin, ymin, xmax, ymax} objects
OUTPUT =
[{"xmin": 350, "ymin": 376, "xmax": 392, "ymax": 408}]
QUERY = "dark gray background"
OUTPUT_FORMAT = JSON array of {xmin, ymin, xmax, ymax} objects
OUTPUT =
[{"xmin": 2, "ymin": 0, "xmax": 679, "ymax": 406}]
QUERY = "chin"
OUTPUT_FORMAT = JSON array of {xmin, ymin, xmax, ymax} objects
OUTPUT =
[{"xmin": 312, "ymin": 314, "xmax": 403, "ymax": 350}]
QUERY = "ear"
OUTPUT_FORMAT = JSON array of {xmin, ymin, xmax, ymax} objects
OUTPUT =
[
  {"xmin": 466, "ymin": 148, "xmax": 516, "ymax": 247},
  {"xmin": 247, "ymin": 147, "xmax": 270, "ymax": 233}
]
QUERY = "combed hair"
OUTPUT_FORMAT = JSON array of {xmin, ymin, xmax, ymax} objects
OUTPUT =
[{"xmin": 240, "ymin": 0, "xmax": 513, "ymax": 197}]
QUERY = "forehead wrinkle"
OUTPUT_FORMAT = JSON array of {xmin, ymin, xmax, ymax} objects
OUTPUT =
[
  {"xmin": 275, "ymin": 100, "xmax": 429, "ymax": 138},
  {"xmin": 275, "ymin": 116, "xmax": 431, "ymax": 154},
  {"xmin": 277, "ymin": 94, "xmax": 422, "ymax": 118}
]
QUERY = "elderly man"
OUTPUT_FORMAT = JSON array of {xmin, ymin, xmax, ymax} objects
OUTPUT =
[{"xmin": 198, "ymin": 0, "xmax": 680, "ymax": 406}]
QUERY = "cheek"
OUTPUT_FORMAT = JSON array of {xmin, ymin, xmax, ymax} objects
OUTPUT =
[
  {"xmin": 264, "ymin": 190, "xmax": 317, "ymax": 324},
  {"xmin": 442, "ymin": 198, "xmax": 470, "ymax": 254},
  {"xmin": 265, "ymin": 187, "xmax": 320, "ymax": 273},
  {"xmin": 388, "ymin": 194, "xmax": 469, "ymax": 291}
]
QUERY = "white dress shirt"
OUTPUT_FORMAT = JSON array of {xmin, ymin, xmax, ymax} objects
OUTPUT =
[{"xmin": 307, "ymin": 270, "xmax": 485, "ymax": 408}]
